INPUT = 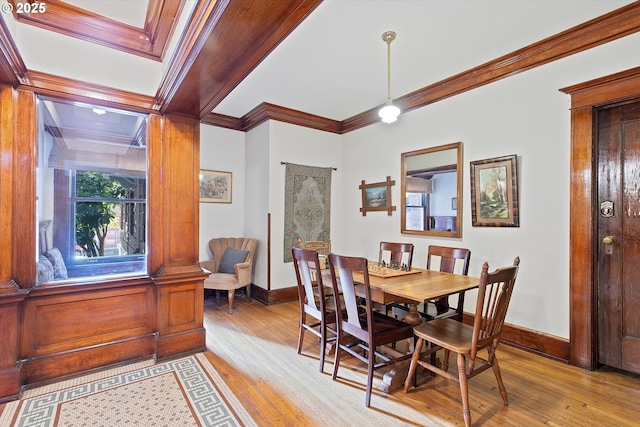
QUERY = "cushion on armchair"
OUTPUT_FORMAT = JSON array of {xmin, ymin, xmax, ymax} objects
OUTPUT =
[
  {"xmin": 37, "ymin": 255, "xmax": 55, "ymax": 283},
  {"xmin": 218, "ymin": 247, "xmax": 249, "ymax": 274},
  {"xmin": 44, "ymin": 247, "xmax": 69, "ymax": 279}
]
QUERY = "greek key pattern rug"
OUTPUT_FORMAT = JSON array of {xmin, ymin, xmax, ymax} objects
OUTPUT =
[{"xmin": 0, "ymin": 353, "xmax": 257, "ymax": 427}]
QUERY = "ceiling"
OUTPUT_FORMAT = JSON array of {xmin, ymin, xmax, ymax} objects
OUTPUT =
[{"xmin": 1, "ymin": 0, "xmax": 637, "ymax": 133}]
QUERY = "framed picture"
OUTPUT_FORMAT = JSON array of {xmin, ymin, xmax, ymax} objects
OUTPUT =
[
  {"xmin": 359, "ymin": 176, "xmax": 396, "ymax": 216},
  {"xmin": 199, "ymin": 169, "xmax": 232, "ymax": 203},
  {"xmin": 470, "ymin": 155, "xmax": 519, "ymax": 227}
]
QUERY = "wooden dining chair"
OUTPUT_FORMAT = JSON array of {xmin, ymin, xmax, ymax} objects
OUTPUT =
[
  {"xmin": 378, "ymin": 241, "xmax": 414, "ymax": 269},
  {"xmin": 424, "ymin": 245, "xmax": 471, "ymax": 321},
  {"xmin": 404, "ymin": 257, "xmax": 520, "ymax": 427},
  {"xmin": 298, "ymin": 238, "xmax": 331, "ymax": 256},
  {"xmin": 327, "ymin": 252, "xmax": 415, "ymax": 407},
  {"xmin": 292, "ymin": 247, "xmax": 337, "ymax": 373}
]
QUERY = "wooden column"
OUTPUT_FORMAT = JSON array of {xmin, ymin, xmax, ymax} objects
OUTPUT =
[
  {"xmin": 0, "ymin": 85, "xmax": 33, "ymax": 402},
  {"xmin": 148, "ymin": 114, "xmax": 206, "ymax": 358}
]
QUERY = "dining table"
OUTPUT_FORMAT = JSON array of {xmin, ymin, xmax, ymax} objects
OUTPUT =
[{"xmin": 320, "ymin": 260, "xmax": 480, "ymax": 392}]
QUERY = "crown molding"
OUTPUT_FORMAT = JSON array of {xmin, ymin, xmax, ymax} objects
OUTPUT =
[
  {"xmin": 20, "ymin": 70, "xmax": 157, "ymax": 113},
  {"xmin": 7, "ymin": 0, "xmax": 185, "ymax": 61},
  {"xmin": 0, "ymin": 16, "xmax": 26, "ymax": 86},
  {"xmin": 202, "ymin": 1, "xmax": 640, "ymax": 134}
]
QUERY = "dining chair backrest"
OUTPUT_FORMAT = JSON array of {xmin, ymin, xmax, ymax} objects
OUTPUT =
[
  {"xmin": 298, "ymin": 239, "xmax": 331, "ymax": 256},
  {"xmin": 471, "ymin": 257, "xmax": 520, "ymax": 360},
  {"xmin": 291, "ymin": 247, "xmax": 334, "ymax": 372},
  {"xmin": 327, "ymin": 252, "xmax": 415, "ymax": 407},
  {"xmin": 424, "ymin": 245, "xmax": 471, "ymax": 320},
  {"xmin": 379, "ymin": 241, "xmax": 414, "ymax": 269},
  {"xmin": 426, "ymin": 245, "xmax": 471, "ymax": 275},
  {"xmin": 292, "ymin": 247, "xmax": 326, "ymax": 318},
  {"xmin": 327, "ymin": 253, "xmax": 372, "ymax": 341}
]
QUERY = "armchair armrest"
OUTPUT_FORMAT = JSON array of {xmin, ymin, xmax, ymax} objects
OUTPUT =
[
  {"xmin": 199, "ymin": 260, "xmax": 217, "ymax": 274},
  {"xmin": 234, "ymin": 261, "xmax": 252, "ymax": 285}
]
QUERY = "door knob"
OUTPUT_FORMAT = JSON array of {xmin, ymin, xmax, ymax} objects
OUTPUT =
[{"xmin": 602, "ymin": 236, "xmax": 614, "ymax": 245}]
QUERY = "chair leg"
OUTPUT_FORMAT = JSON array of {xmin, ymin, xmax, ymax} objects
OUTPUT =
[
  {"xmin": 297, "ymin": 313, "xmax": 305, "ymax": 355},
  {"xmin": 246, "ymin": 284, "xmax": 252, "ymax": 302},
  {"xmin": 228, "ymin": 290, "xmax": 235, "ymax": 313},
  {"xmin": 332, "ymin": 336, "xmax": 342, "ymax": 381},
  {"xmin": 442, "ymin": 349, "xmax": 451, "ymax": 372},
  {"xmin": 365, "ymin": 346, "xmax": 375, "ymax": 407},
  {"xmin": 404, "ymin": 337, "xmax": 425, "ymax": 392},
  {"xmin": 457, "ymin": 353, "xmax": 471, "ymax": 427},
  {"xmin": 319, "ymin": 323, "xmax": 326, "ymax": 373},
  {"xmin": 491, "ymin": 357, "xmax": 509, "ymax": 405}
]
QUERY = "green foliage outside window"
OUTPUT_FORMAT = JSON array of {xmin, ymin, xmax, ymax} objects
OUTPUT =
[{"xmin": 75, "ymin": 171, "xmax": 125, "ymax": 257}]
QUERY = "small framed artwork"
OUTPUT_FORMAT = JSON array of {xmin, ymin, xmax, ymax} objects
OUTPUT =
[
  {"xmin": 470, "ymin": 155, "xmax": 519, "ymax": 227},
  {"xmin": 199, "ymin": 170, "xmax": 232, "ymax": 203},
  {"xmin": 359, "ymin": 176, "xmax": 396, "ymax": 216},
  {"xmin": 451, "ymin": 197, "xmax": 457, "ymax": 210}
]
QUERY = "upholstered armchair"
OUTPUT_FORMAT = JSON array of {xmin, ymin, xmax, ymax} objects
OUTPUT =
[{"xmin": 200, "ymin": 237, "xmax": 257, "ymax": 313}]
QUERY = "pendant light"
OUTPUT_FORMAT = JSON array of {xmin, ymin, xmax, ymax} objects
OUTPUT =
[{"xmin": 378, "ymin": 31, "xmax": 400, "ymax": 124}]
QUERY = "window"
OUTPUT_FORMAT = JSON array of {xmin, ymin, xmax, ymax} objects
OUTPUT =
[
  {"xmin": 36, "ymin": 97, "xmax": 148, "ymax": 283},
  {"xmin": 406, "ymin": 192, "xmax": 427, "ymax": 231}
]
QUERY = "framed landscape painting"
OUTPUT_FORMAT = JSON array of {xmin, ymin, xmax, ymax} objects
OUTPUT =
[
  {"xmin": 470, "ymin": 155, "xmax": 519, "ymax": 227},
  {"xmin": 359, "ymin": 176, "xmax": 396, "ymax": 216},
  {"xmin": 199, "ymin": 170, "xmax": 232, "ymax": 203}
]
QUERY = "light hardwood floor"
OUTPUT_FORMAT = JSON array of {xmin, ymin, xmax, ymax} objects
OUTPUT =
[{"xmin": 203, "ymin": 294, "xmax": 640, "ymax": 427}]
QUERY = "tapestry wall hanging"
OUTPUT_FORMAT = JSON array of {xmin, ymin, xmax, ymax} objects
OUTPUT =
[{"xmin": 283, "ymin": 163, "xmax": 332, "ymax": 262}]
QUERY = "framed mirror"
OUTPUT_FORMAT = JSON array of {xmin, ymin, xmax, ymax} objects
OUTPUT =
[{"xmin": 401, "ymin": 142, "xmax": 462, "ymax": 237}]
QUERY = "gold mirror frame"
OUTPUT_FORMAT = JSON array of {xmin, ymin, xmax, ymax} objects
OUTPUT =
[{"xmin": 400, "ymin": 142, "xmax": 462, "ymax": 237}]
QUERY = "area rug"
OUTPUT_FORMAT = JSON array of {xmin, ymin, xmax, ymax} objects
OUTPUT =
[
  {"xmin": 0, "ymin": 353, "xmax": 257, "ymax": 427},
  {"xmin": 283, "ymin": 162, "xmax": 332, "ymax": 262}
]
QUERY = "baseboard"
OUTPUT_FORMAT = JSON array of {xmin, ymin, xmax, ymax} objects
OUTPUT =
[
  {"xmin": 461, "ymin": 312, "xmax": 569, "ymax": 362},
  {"xmin": 250, "ymin": 284, "xmax": 298, "ymax": 305}
]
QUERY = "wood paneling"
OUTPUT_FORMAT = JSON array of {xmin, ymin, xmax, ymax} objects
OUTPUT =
[
  {"xmin": 0, "ymin": 85, "xmax": 15, "ymax": 286},
  {"xmin": 0, "ymin": 88, "xmax": 207, "ymax": 402},
  {"xmin": 148, "ymin": 112, "xmax": 206, "ymax": 359},
  {"xmin": 19, "ymin": 278, "xmax": 156, "ymax": 385},
  {"xmin": 155, "ymin": 277, "xmax": 205, "ymax": 358},
  {"xmin": 8, "ymin": 0, "xmax": 185, "ymax": 61},
  {"xmin": 148, "ymin": 113, "xmax": 201, "ymax": 273},
  {"xmin": 561, "ymin": 66, "xmax": 640, "ymax": 370},
  {"xmin": 21, "ymin": 284, "xmax": 155, "ymax": 356},
  {"xmin": 11, "ymin": 89, "xmax": 37, "ymax": 288}
]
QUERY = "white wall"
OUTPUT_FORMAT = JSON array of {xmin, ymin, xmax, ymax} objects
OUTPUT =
[
  {"xmin": 200, "ymin": 31, "xmax": 640, "ymax": 340},
  {"xmin": 266, "ymin": 121, "xmax": 342, "ymax": 290},
  {"xmin": 199, "ymin": 125, "xmax": 246, "ymax": 261},
  {"xmin": 340, "ymin": 32, "xmax": 640, "ymax": 339}
]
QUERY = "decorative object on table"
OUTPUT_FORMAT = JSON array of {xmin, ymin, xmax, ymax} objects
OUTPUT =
[
  {"xmin": 199, "ymin": 169, "xmax": 232, "ymax": 203},
  {"xmin": 0, "ymin": 353, "xmax": 258, "ymax": 427},
  {"xmin": 283, "ymin": 162, "xmax": 333, "ymax": 263},
  {"xmin": 470, "ymin": 154, "xmax": 519, "ymax": 227},
  {"xmin": 359, "ymin": 176, "xmax": 396, "ymax": 216},
  {"xmin": 367, "ymin": 261, "xmax": 420, "ymax": 278}
]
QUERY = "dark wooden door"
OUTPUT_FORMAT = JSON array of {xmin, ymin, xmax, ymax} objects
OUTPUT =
[{"xmin": 597, "ymin": 100, "xmax": 640, "ymax": 373}]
